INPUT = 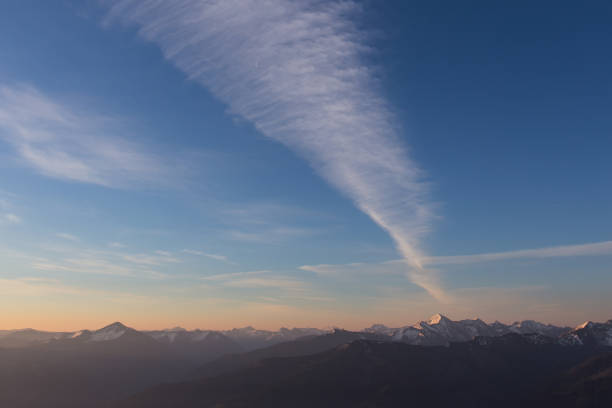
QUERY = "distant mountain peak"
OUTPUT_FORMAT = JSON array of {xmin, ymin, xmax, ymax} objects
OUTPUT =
[
  {"xmin": 88, "ymin": 322, "xmax": 129, "ymax": 342},
  {"xmin": 576, "ymin": 321, "xmax": 593, "ymax": 330},
  {"xmin": 99, "ymin": 322, "xmax": 128, "ymax": 330},
  {"xmin": 427, "ymin": 313, "xmax": 450, "ymax": 325}
]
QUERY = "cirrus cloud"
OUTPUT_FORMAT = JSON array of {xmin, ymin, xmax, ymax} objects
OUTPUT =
[{"xmin": 105, "ymin": 0, "xmax": 441, "ymax": 299}]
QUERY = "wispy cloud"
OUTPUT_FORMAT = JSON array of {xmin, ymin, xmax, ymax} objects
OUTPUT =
[
  {"xmin": 222, "ymin": 277, "xmax": 306, "ymax": 290},
  {"xmin": 122, "ymin": 252, "xmax": 180, "ymax": 266},
  {"xmin": 56, "ymin": 232, "xmax": 79, "ymax": 242},
  {"xmin": 220, "ymin": 202, "xmax": 329, "ymax": 225},
  {"xmin": 24, "ymin": 242, "xmax": 179, "ymax": 278},
  {"xmin": 31, "ymin": 252, "xmax": 169, "ymax": 278},
  {"xmin": 182, "ymin": 249, "xmax": 233, "ymax": 263},
  {"xmin": 2, "ymin": 213, "xmax": 21, "ymax": 224},
  {"xmin": 300, "ymin": 262, "xmax": 404, "ymax": 276},
  {"xmin": 301, "ymin": 240, "xmax": 612, "ymax": 275},
  {"xmin": 200, "ymin": 270, "xmax": 271, "ymax": 282},
  {"xmin": 0, "ymin": 276, "xmax": 157, "ymax": 304},
  {"xmin": 0, "ymin": 84, "xmax": 172, "ymax": 188},
  {"xmin": 108, "ymin": 242, "xmax": 126, "ymax": 248},
  {"xmin": 216, "ymin": 202, "xmax": 329, "ymax": 245},
  {"xmin": 0, "ymin": 193, "xmax": 22, "ymax": 225},
  {"xmin": 200, "ymin": 270, "xmax": 308, "ymax": 291},
  {"xmin": 226, "ymin": 226, "xmax": 319, "ymax": 244},
  {"xmin": 105, "ymin": 1, "xmax": 439, "ymax": 298},
  {"xmin": 420, "ymin": 240, "xmax": 612, "ymax": 266}
]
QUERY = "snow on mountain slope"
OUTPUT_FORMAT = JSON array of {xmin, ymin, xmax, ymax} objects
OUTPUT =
[
  {"xmin": 560, "ymin": 320, "xmax": 612, "ymax": 347},
  {"xmin": 92, "ymin": 322, "xmax": 128, "ymax": 341},
  {"xmin": 69, "ymin": 322, "xmax": 132, "ymax": 342},
  {"xmin": 366, "ymin": 314, "xmax": 572, "ymax": 346},
  {"xmin": 506, "ymin": 320, "xmax": 570, "ymax": 337},
  {"xmin": 2, "ymin": 317, "xmax": 608, "ymax": 352},
  {"xmin": 221, "ymin": 326, "xmax": 329, "ymax": 350},
  {"xmin": 146, "ymin": 327, "xmax": 190, "ymax": 344},
  {"xmin": 145, "ymin": 328, "xmax": 237, "ymax": 345}
]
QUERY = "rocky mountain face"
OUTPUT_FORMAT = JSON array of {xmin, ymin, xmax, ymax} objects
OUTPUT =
[{"xmin": 559, "ymin": 320, "xmax": 612, "ymax": 346}]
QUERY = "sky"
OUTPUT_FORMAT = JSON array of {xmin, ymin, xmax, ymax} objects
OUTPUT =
[{"xmin": 0, "ymin": 0, "xmax": 611, "ymax": 331}]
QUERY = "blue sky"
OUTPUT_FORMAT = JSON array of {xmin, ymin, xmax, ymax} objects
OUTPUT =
[{"xmin": 0, "ymin": 0, "xmax": 610, "ymax": 330}]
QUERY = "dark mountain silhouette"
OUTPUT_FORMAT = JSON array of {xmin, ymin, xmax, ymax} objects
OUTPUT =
[
  {"xmin": 0, "ymin": 322, "xmax": 241, "ymax": 408},
  {"xmin": 0, "ymin": 328, "xmax": 73, "ymax": 348},
  {"xmin": 197, "ymin": 328, "xmax": 387, "ymax": 378},
  {"xmin": 544, "ymin": 353, "xmax": 612, "ymax": 407},
  {"xmin": 1, "ymin": 318, "xmax": 611, "ymax": 407},
  {"xmin": 115, "ymin": 334, "xmax": 611, "ymax": 408}
]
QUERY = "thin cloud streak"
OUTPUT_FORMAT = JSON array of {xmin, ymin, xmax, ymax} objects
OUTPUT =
[
  {"xmin": 200, "ymin": 270, "xmax": 272, "ymax": 282},
  {"xmin": 2, "ymin": 213, "xmax": 21, "ymax": 224},
  {"xmin": 0, "ymin": 84, "xmax": 173, "ymax": 188},
  {"xmin": 200, "ymin": 270, "xmax": 308, "ymax": 292},
  {"xmin": 182, "ymin": 249, "xmax": 233, "ymax": 263},
  {"xmin": 421, "ymin": 240, "xmax": 612, "ymax": 266},
  {"xmin": 301, "ymin": 240, "xmax": 612, "ymax": 275},
  {"xmin": 106, "ymin": 0, "xmax": 440, "ymax": 299},
  {"xmin": 56, "ymin": 233, "xmax": 79, "ymax": 242}
]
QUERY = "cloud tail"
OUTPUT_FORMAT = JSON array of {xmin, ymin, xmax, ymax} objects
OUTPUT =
[{"xmin": 105, "ymin": 0, "xmax": 445, "ymax": 300}]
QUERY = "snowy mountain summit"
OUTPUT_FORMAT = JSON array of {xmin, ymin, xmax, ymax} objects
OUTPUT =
[
  {"xmin": 2, "ymin": 316, "xmax": 611, "ymax": 350},
  {"xmin": 71, "ymin": 322, "xmax": 131, "ymax": 342},
  {"xmin": 366, "ymin": 314, "xmax": 572, "ymax": 346},
  {"xmin": 559, "ymin": 319, "xmax": 612, "ymax": 346}
]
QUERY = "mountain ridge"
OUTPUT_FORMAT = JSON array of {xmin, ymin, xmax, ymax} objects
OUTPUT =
[{"xmin": 4, "ymin": 314, "xmax": 612, "ymax": 350}]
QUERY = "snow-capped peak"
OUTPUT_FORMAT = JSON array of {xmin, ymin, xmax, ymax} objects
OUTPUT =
[
  {"xmin": 89, "ymin": 322, "xmax": 128, "ymax": 342},
  {"xmin": 575, "ymin": 321, "xmax": 593, "ymax": 330},
  {"xmin": 427, "ymin": 313, "xmax": 450, "ymax": 325},
  {"xmin": 164, "ymin": 326, "xmax": 187, "ymax": 332}
]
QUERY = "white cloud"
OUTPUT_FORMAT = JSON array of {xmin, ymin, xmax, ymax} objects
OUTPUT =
[
  {"xmin": 56, "ymin": 232, "xmax": 79, "ymax": 241},
  {"xmin": 0, "ymin": 276, "xmax": 155, "ymax": 303},
  {"xmin": 17, "ymin": 240, "xmax": 176, "ymax": 278},
  {"xmin": 226, "ymin": 227, "xmax": 318, "ymax": 244},
  {"xmin": 30, "ymin": 250, "xmax": 172, "ymax": 278},
  {"xmin": 199, "ymin": 270, "xmax": 308, "ymax": 292},
  {"xmin": 203, "ymin": 253, "xmax": 228, "ymax": 262},
  {"xmin": 222, "ymin": 277, "xmax": 306, "ymax": 290},
  {"xmin": 182, "ymin": 249, "xmax": 205, "ymax": 256},
  {"xmin": 105, "ymin": 0, "xmax": 440, "ymax": 299},
  {"xmin": 200, "ymin": 270, "xmax": 271, "ymax": 282},
  {"xmin": 0, "ymin": 84, "xmax": 172, "ymax": 188},
  {"xmin": 122, "ymin": 253, "xmax": 180, "ymax": 266},
  {"xmin": 215, "ymin": 202, "xmax": 331, "ymax": 245},
  {"xmin": 0, "ymin": 194, "xmax": 22, "ymax": 225},
  {"xmin": 108, "ymin": 242, "xmax": 126, "ymax": 248},
  {"xmin": 182, "ymin": 249, "xmax": 231, "ymax": 263},
  {"xmin": 2, "ymin": 213, "xmax": 21, "ymax": 224},
  {"xmin": 420, "ymin": 241, "xmax": 612, "ymax": 265},
  {"xmin": 301, "ymin": 240, "xmax": 612, "ymax": 276}
]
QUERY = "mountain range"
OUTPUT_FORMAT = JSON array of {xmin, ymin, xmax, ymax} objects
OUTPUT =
[
  {"xmin": 3, "ymin": 313, "xmax": 610, "ymax": 350},
  {"xmin": 1, "ymin": 315, "xmax": 611, "ymax": 407},
  {"xmin": 117, "ymin": 335, "xmax": 612, "ymax": 408}
]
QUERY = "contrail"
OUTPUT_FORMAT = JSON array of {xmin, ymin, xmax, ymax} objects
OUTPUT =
[{"xmin": 105, "ymin": 0, "xmax": 446, "ymax": 301}]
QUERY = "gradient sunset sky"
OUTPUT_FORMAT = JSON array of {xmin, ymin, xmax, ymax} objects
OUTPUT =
[{"xmin": 1, "ymin": 0, "xmax": 611, "ymax": 331}]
